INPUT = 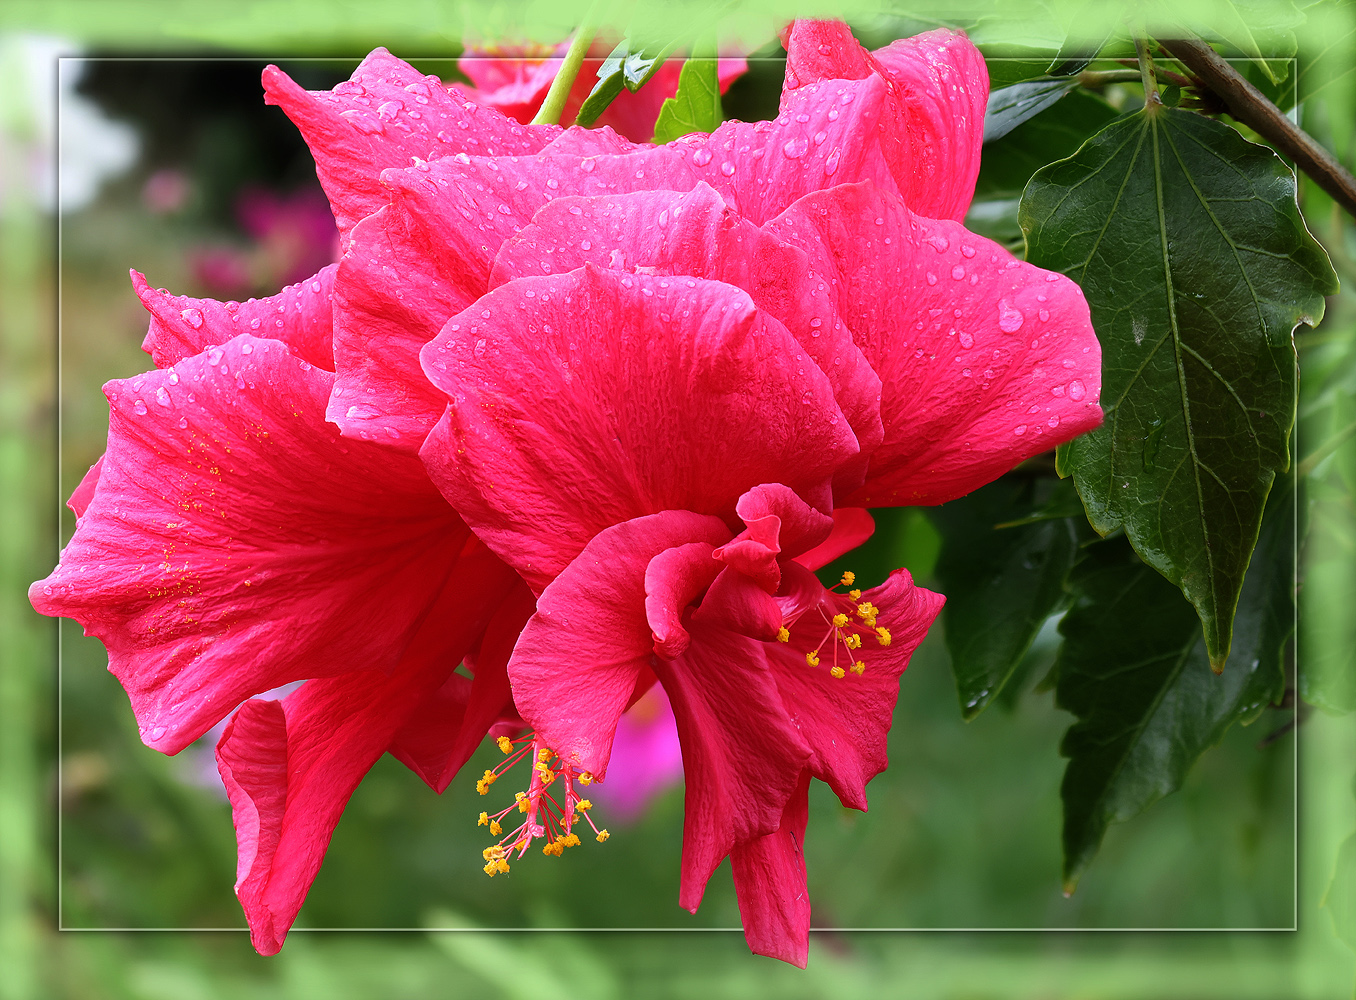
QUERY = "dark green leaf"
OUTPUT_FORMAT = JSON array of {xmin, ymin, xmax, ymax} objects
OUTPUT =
[
  {"xmin": 1022, "ymin": 106, "xmax": 1334, "ymax": 670},
  {"xmin": 1166, "ymin": 0, "xmax": 1302, "ymax": 85},
  {"xmin": 1056, "ymin": 478, "xmax": 1292, "ymax": 890},
  {"xmin": 931, "ymin": 478, "xmax": 1080, "ymax": 718},
  {"xmin": 975, "ymin": 89, "xmax": 1117, "ymax": 198},
  {"xmin": 575, "ymin": 42, "xmax": 629, "ymax": 129},
  {"xmin": 983, "ymin": 80, "xmax": 1079, "ymax": 143},
  {"xmin": 651, "ymin": 50, "xmax": 721, "ymax": 143}
]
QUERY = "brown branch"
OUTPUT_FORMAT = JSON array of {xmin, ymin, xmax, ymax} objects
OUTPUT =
[{"xmin": 1159, "ymin": 37, "xmax": 1356, "ymax": 220}]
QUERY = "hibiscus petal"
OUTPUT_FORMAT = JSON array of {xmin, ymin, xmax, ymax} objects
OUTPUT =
[
  {"xmin": 388, "ymin": 580, "xmax": 537, "ymax": 791},
  {"xmin": 218, "ymin": 542, "xmax": 511, "ymax": 955},
  {"xmin": 68, "ymin": 457, "xmax": 103, "ymax": 519},
  {"xmin": 690, "ymin": 566, "xmax": 784, "ymax": 641},
  {"xmin": 134, "ymin": 265, "xmax": 337, "ymax": 371},
  {"xmin": 729, "ymin": 770, "xmax": 812, "ymax": 968},
  {"xmin": 770, "ymin": 568, "xmax": 943, "ymax": 809},
  {"xmin": 766, "ymin": 181, "xmax": 1103, "ymax": 507},
  {"xmin": 420, "ymin": 266, "xmax": 858, "ymax": 591},
  {"xmin": 651, "ymin": 619, "xmax": 812, "ymax": 912},
  {"xmin": 30, "ymin": 336, "xmax": 481, "ymax": 753},
  {"xmin": 489, "ymin": 185, "xmax": 883, "ymax": 471},
  {"xmin": 645, "ymin": 541, "xmax": 724, "ymax": 660},
  {"xmin": 794, "ymin": 508, "xmax": 875, "ymax": 571},
  {"xmin": 508, "ymin": 510, "xmax": 731, "ymax": 778},
  {"xmin": 782, "ymin": 21, "xmax": 987, "ymax": 222},
  {"xmin": 261, "ymin": 51, "xmax": 559, "ymax": 238}
]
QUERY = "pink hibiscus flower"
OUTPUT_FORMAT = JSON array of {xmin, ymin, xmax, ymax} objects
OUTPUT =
[
  {"xmin": 32, "ymin": 19, "xmax": 1104, "ymax": 966},
  {"xmin": 458, "ymin": 35, "xmax": 748, "ymax": 142}
]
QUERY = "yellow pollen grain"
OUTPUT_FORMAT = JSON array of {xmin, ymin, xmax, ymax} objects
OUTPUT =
[
  {"xmin": 840, "ymin": 571, "xmax": 856, "ymax": 586},
  {"xmin": 844, "ymin": 633, "xmax": 862, "ymax": 650},
  {"xmin": 830, "ymin": 665, "xmax": 846, "ymax": 679},
  {"xmin": 490, "ymin": 820, "xmax": 502, "ymax": 836},
  {"xmin": 805, "ymin": 650, "xmax": 820, "ymax": 667},
  {"xmin": 579, "ymin": 772, "xmax": 593, "ymax": 785},
  {"xmin": 848, "ymin": 588, "xmax": 862, "ymax": 600},
  {"xmin": 852, "ymin": 661, "xmax": 866, "ymax": 675},
  {"xmin": 538, "ymin": 748, "xmax": 553, "ymax": 763},
  {"xmin": 776, "ymin": 626, "xmax": 791, "ymax": 643},
  {"xmin": 497, "ymin": 736, "xmax": 513, "ymax": 754},
  {"xmin": 831, "ymin": 613, "xmax": 849, "ymax": 628},
  {"xmin": 876, "ymin": 627, "xmax": 892, "ymax": 646},
  {"xmin": 477, "ymin": 811, "xmax": 489, "ymax": 826},
  {"xmin": 596, "ymin": 830, "xmax": 610, "ymax": 843},
  {"xmin": 576, "ymin": 799, "xmax": 593, "ymax": 812}
]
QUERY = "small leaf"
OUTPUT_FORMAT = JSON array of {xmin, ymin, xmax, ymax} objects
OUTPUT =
[
  {"xmin": 974, "ymin": 89, "xmax": 1117, "ymax": 199},
  {"xmin": 575, "ymin": 41, "xmax": 630, "ymax": 129},
  {"xmin": 930, "ymin": 478, "xmax": 1080, "ymax": 719},
  {"xmin": 1056, "ymin": 479, "xmax": 1292, "ymax": 891},
  {"xmin": 983, "ymin": 79, "xmax": 1078, "ymax": 143},
  {"xmin": 1023, "ymin": 106, "xmax": 1335, "ymax": 670},
  {"xmin": 651, "ymin": 45, "xmax": 721, "ymax": 143}
]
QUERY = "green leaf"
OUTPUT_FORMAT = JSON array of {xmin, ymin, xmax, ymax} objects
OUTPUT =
[
  {"xmin": 930, "ymin": 478, "xmax": 1081, "ymax": 719},
  {"xmin": 574, "ymin": 41, "xmax": 629, "ymax": 129},
  {"xmin": 983, "ymin": 80, "xmax": 1079, "ymax": 142},
  {"xmin": 1056, "ymin": 478, "xmax": 1292, "ymax": 891},
  {"xmin": 975, "ymin": 88, "xmax": 1117, "ymax": 198},
  {"xmin": 1166, "ymin": 0, "xmax": 1303, "ymax": 85},
  {"xmin": 1324, "ymin": 829, "xmax": 1356, "ymax": 953},
  {"xmin": 651, "ymin": 47, "xmax": 721, "ymax": 143},
  {"xmin": 1022, "ymin": 106, "xmax": 1334, "ymax": 671}
]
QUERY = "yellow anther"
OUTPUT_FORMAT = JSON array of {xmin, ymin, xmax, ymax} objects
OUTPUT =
[
  {"xmin": 575, "ymin": 799, "xmax": 593, "ymax": 812},
  {"xmin": 596, "ymin": 829, "xmax": 610, "ymax": 843},
  {"xmin": 561, "ymin": 833, "xmax": 581, "ymax": 848},
  {"xmin": 476, "ymin": 778, "xmax": 491, "ymax": 795},
  {"xmin": 543, "ymin": 841, "xmax": 564, "ymax": 857},
  {"xmin": 478, "ymin": 811, "xmax": 489, "ymax": 827},
  {"xmin": 777, "ymin": 626, "xmax": 791, "ymax": 643},
  {"xmin": 516, "ymin": 791, "xmax": 529, "ymax": 813},
  {"xmin": 483, "ymin": 845, "xmax": 505, "ymax": 862},
  {"xmin": 482, "ymin": 769, "xmax": 498, "ymax": 785},
  {"xmin": 840, "ymin": 571, "xmax": 856, "ymax": 587},
  {"xmin": 844, "ymin": 633, "xmax": 862, "ymax": 650},
  {"xmin": 830, "ymin": 665, "xmax": 846, "ymax": 679},
  {"xmin": 538, "ymin": 748, "xmax": 553, "ymax": 763},
  {"xmin": 484, "ymin": 860, "xmax": 500, "ymax": 877},
  {"xmin": 497, "ymin": 736, "xmax": 513, "ymax": 754},
  {"xmin": 579, "ymin": 772, "xmax": 593, "ymax": 786},
  {"xmin": 852, "ymin": 660, "xmax": 866, "ymax": 675},
  {"xmin": 806, "ymin": 650, "xmax": 820, "ymax": 667},
  {"xmin": 490, "ymin": 820, "xmax": 502, "ymax": 836},
  {"xmin": 539, "ymin": 768, "xmax": 556, "ymax": 787},
  {"xmin": 848, "ymin": 588, "xmax": 862, "ymax": 600},
  {"xmin": 856, "ymin": 602, "xmax": 878, "ymax": 619},
  {"xmin": 831, "ymin": 613, "xmax": 849, "ymax": 628},
  {"xmin": 876, "ymin": 627, "xmax": 892, "ymax": 646}
]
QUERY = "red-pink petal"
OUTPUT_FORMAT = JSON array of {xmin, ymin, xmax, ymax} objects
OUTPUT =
[
  {"xmin": 508, "ymin": 511, "xmax": 731, "ymax": 778},
  {"xmin": 652, "ymin": 619, "xmax": 812, "ymax": 912},
  {"xmin": 766, "ymin": 182, "xmax": 1103, "ymax": 507},
  {"xmin": 782, "ymin": 21, "xmax": 987, "ymax": 222},
  {"xmin": 135, "ymin": 266, "xmax": 337, "ymax": 371},
  {"xmin": 68, "ymin": 457, "xmax": 103, "ymax": 519},
  {"xmin": 388, "ymin": 581, "xmax": 536, "ymax": 791},
  {"xmin": 261, "ymin": 51, "xmax": 559, "ymax": 238},
  {"xmin": 419, "ymin": 266, "xmax": 857, "ymax": 592},
  {"xmin": 489, "ymin": 185, "xmax": 883, "ymax": 470},
  {"xmin": 690, "ymin": 566, "xmax": 784, "ymax": 640},
  {"xmin": 712, "ymin": 484, "xmax": 834, "ymax": 592},
  {"xmin": 30, "ymin": 336, "xmax": 484, "ymax": 754},
  {"xmin": 645, "ymin": 541, "xmax": 725, "ymax": 660},
  {"xmin": 770, "ymin": 568, "xmax": 943, "ymax": 809},
  {"xmin": 218, "ymin": 546, "xmax": 512, "ymax": 955},
  {"xmin": 730, "ymin": 770, "xmax": 812, "ymax": 968},
  {"xmin": 794, "ymin": 507, "xmax": 875, "ymax": 571}
]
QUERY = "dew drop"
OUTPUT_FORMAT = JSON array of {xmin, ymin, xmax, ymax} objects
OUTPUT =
[
  {"xmin": 376, "ymin": 100, "xmax": 403, "ymax": 121},
  {"xmin": 951, "ymin": 265, "xmax": 965, "ymax": 280},
  {"xmin": 249, "ymin": 318, "xmax": 261, "ymax": 330},
  {"xmin": 960, "ymin": 244, "xmax": 975, "ymax": 258},
  {"xmin": 155, "ymin": 387, "xmax": 171, "ymax": 407},
  {"xmin": 180, "ymin": 308, "xmax": 204, "ymax": 329},
  {"xmin": 1014, "ymin": 424, "xmax": 1027, "ymax": 436},
  {"xmin": 240, "ymin": 342, "xmax": 253, "ymax": 355},
  {"xmin": 132, "ymin": 399, "xmax": 147, "ymax": 415},
  {"xmin": 1068, "ymin": 379, "xmax": 1086, "ymax": 401},
  {"xmin": 958, "ymin": 331, "xmax": 974, "ymax": 349},
  {"xmin": 813, "ymin": 130, "xmax": 827, "ymax": 145},
  {"xmin": 824, "ymin": 147, "xmax": 840, "ymax": 175},
  {"xmin": 206, "ymin": 348, "xmax": 224, "ymax": 366},
  {"xmin": 926, "ymin": 272, "xmax": 937, "ymax": 286},
  {"xmin": 998, "ymin": 301, "xmax": 1024, "ymax": 333},
  {"xmin": 781, "ymin": 137, "xmax": 808, "ymax": 159},
  {"xmin": 1048, "ymin": 415, "xmax": 1060, "ymax": 428},
  {"xmin": 168, "ymin": 371, "xmax": 179, "ymax": 385},
  {"xmin": 720, "ymin": 161, "xmax": 737, "ymax": 175},
  {"xmin": 692, "ymin": 148, "xmax": 713, "ymax": 167},
  {"xmin": 580, "ymin": 158, "xmax": 596, "ymax": 173}
]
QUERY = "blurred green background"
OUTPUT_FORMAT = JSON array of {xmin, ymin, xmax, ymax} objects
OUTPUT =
[{"xmin": 4, "ymin": 2, "xmax": 1356, "ymax": 997}]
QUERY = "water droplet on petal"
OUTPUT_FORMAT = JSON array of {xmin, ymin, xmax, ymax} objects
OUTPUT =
[
  {"xmin": 1068, "ymin": 379, "xmax": 1086, "ymax": 401},
  {"xmin": 951, "ymin": 265, "xmax": 965, "ymax": 280},
  {"xmin": 132, "ymin": 399, "xmax": 147, "ymax": 415},
  {"xmin": 782, "ymin": 137, "xmax": 808, "ymax": 159},
  {"xmin": 958, "ymin": 331, "xmax": 974, "ymax": 349},
  {"xmin": 1048, "ymin": 415, "xmax": 1060, "ymax": 428},
  {"xmin": 240, "ymin": 342, "xmax": 253, "ymax": 355},
  {"xmin": 960, "ymin": 244, "xmax": 975, "ymax": 258},
  {"xmin": 155, "ymin": 387, "xmax": 171, "ymax": 406},
  {"xmin": 206, "ymin": 348, "xmax": 224, "ymax": 366},
  {"xmin": 926, "ymin": 272, "xmax": 937, "ymax": 285},
  {"xmin": 1014, "ymin": 424, "xmax": 1027, "ymax": 435},
  {"xmin": 692, "ymin": 148, "xmax": 712, "ymax": 167},
  {"xmin": 998, "ymin": 301, "xmax": 1024, "ymax": 333},
  {"xmin": 180, "ymin": 308, "xmax": 203, "ymax": 329},
  {"xmin": 720, "ymin": 161, "xmax": 737, "ymax": 175}
]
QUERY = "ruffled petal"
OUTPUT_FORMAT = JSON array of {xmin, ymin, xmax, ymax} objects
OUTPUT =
[
  {"xmin": 770, "ymin": 568, "xmax": 943, "ymax": 809},
  {"xmin": 30, "ymin": 336, "xmax": 480, "ymax": 754},
  {"xmin": 68, "ymin": 457, "xmax": 103, "ymax": 519},
  {"xmin": 781, "ymin": 21, "xmax": 987, "ymax": 222},
  {"xmin": 508, "ymin": 510, "xmax": 731, "ymax": 778},
  {"xmin": 135, "ymin": 265, "xmax": 337, "ymax": 371},
  {"xmin": 489, "ymin": 185, "xmax": 883, "ymax": 471},
  {"xmin": 794, "ymin": 508, "xmax": 875, "ymax": 571},
  {"xmin": 652, "ymin": 619, "xmax": 812, "ymax": 912},
  {"xmin": 766, "ymin": 181, "xmax": 1102, "ymax": 507},
  {"xmin": 645, "ymin": 541, "xmax": 724, "ymax": 660},
  {"xmin": 420, "ymin": 266, "xmax": 857, "ymax": 592},
  {"xmin": 261, "ymin": 51, "xmax": 559, "ymax": 238},
  {"xmin": 712, "ymin": 483, "xmax": 834, "ymax": 592},
  {"xmin": 730, "ymin": 770, "xmax": 812, "ymax": 968},
  {"xmin": 217, "ymin": 541, "xmax": 511, "ymax": 955},
  {"xmin": 388, "ymin": 580, "xmax": 536, "ymax": 791}
]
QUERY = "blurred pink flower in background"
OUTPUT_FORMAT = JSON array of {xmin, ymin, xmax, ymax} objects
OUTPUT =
[
  {"xmin": 592, "ymin": 686, "xmax": 684, "ymax": 823},
  {"xmin": 459, "ymin": 36, "xmax": 747, "ymax": 142},
  {"xmin": 191, "ymin": 185, "xmax": 339, "ymax": 297}
]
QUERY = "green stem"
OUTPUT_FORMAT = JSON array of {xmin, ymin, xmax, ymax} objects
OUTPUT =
[
  {"xmin": 1135, "ymin": 37, "xmax": 1162, "ymax": 110},
  {"xmin": 530, "ymin": 3, "xmax": 604, "ymax": 126}
]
